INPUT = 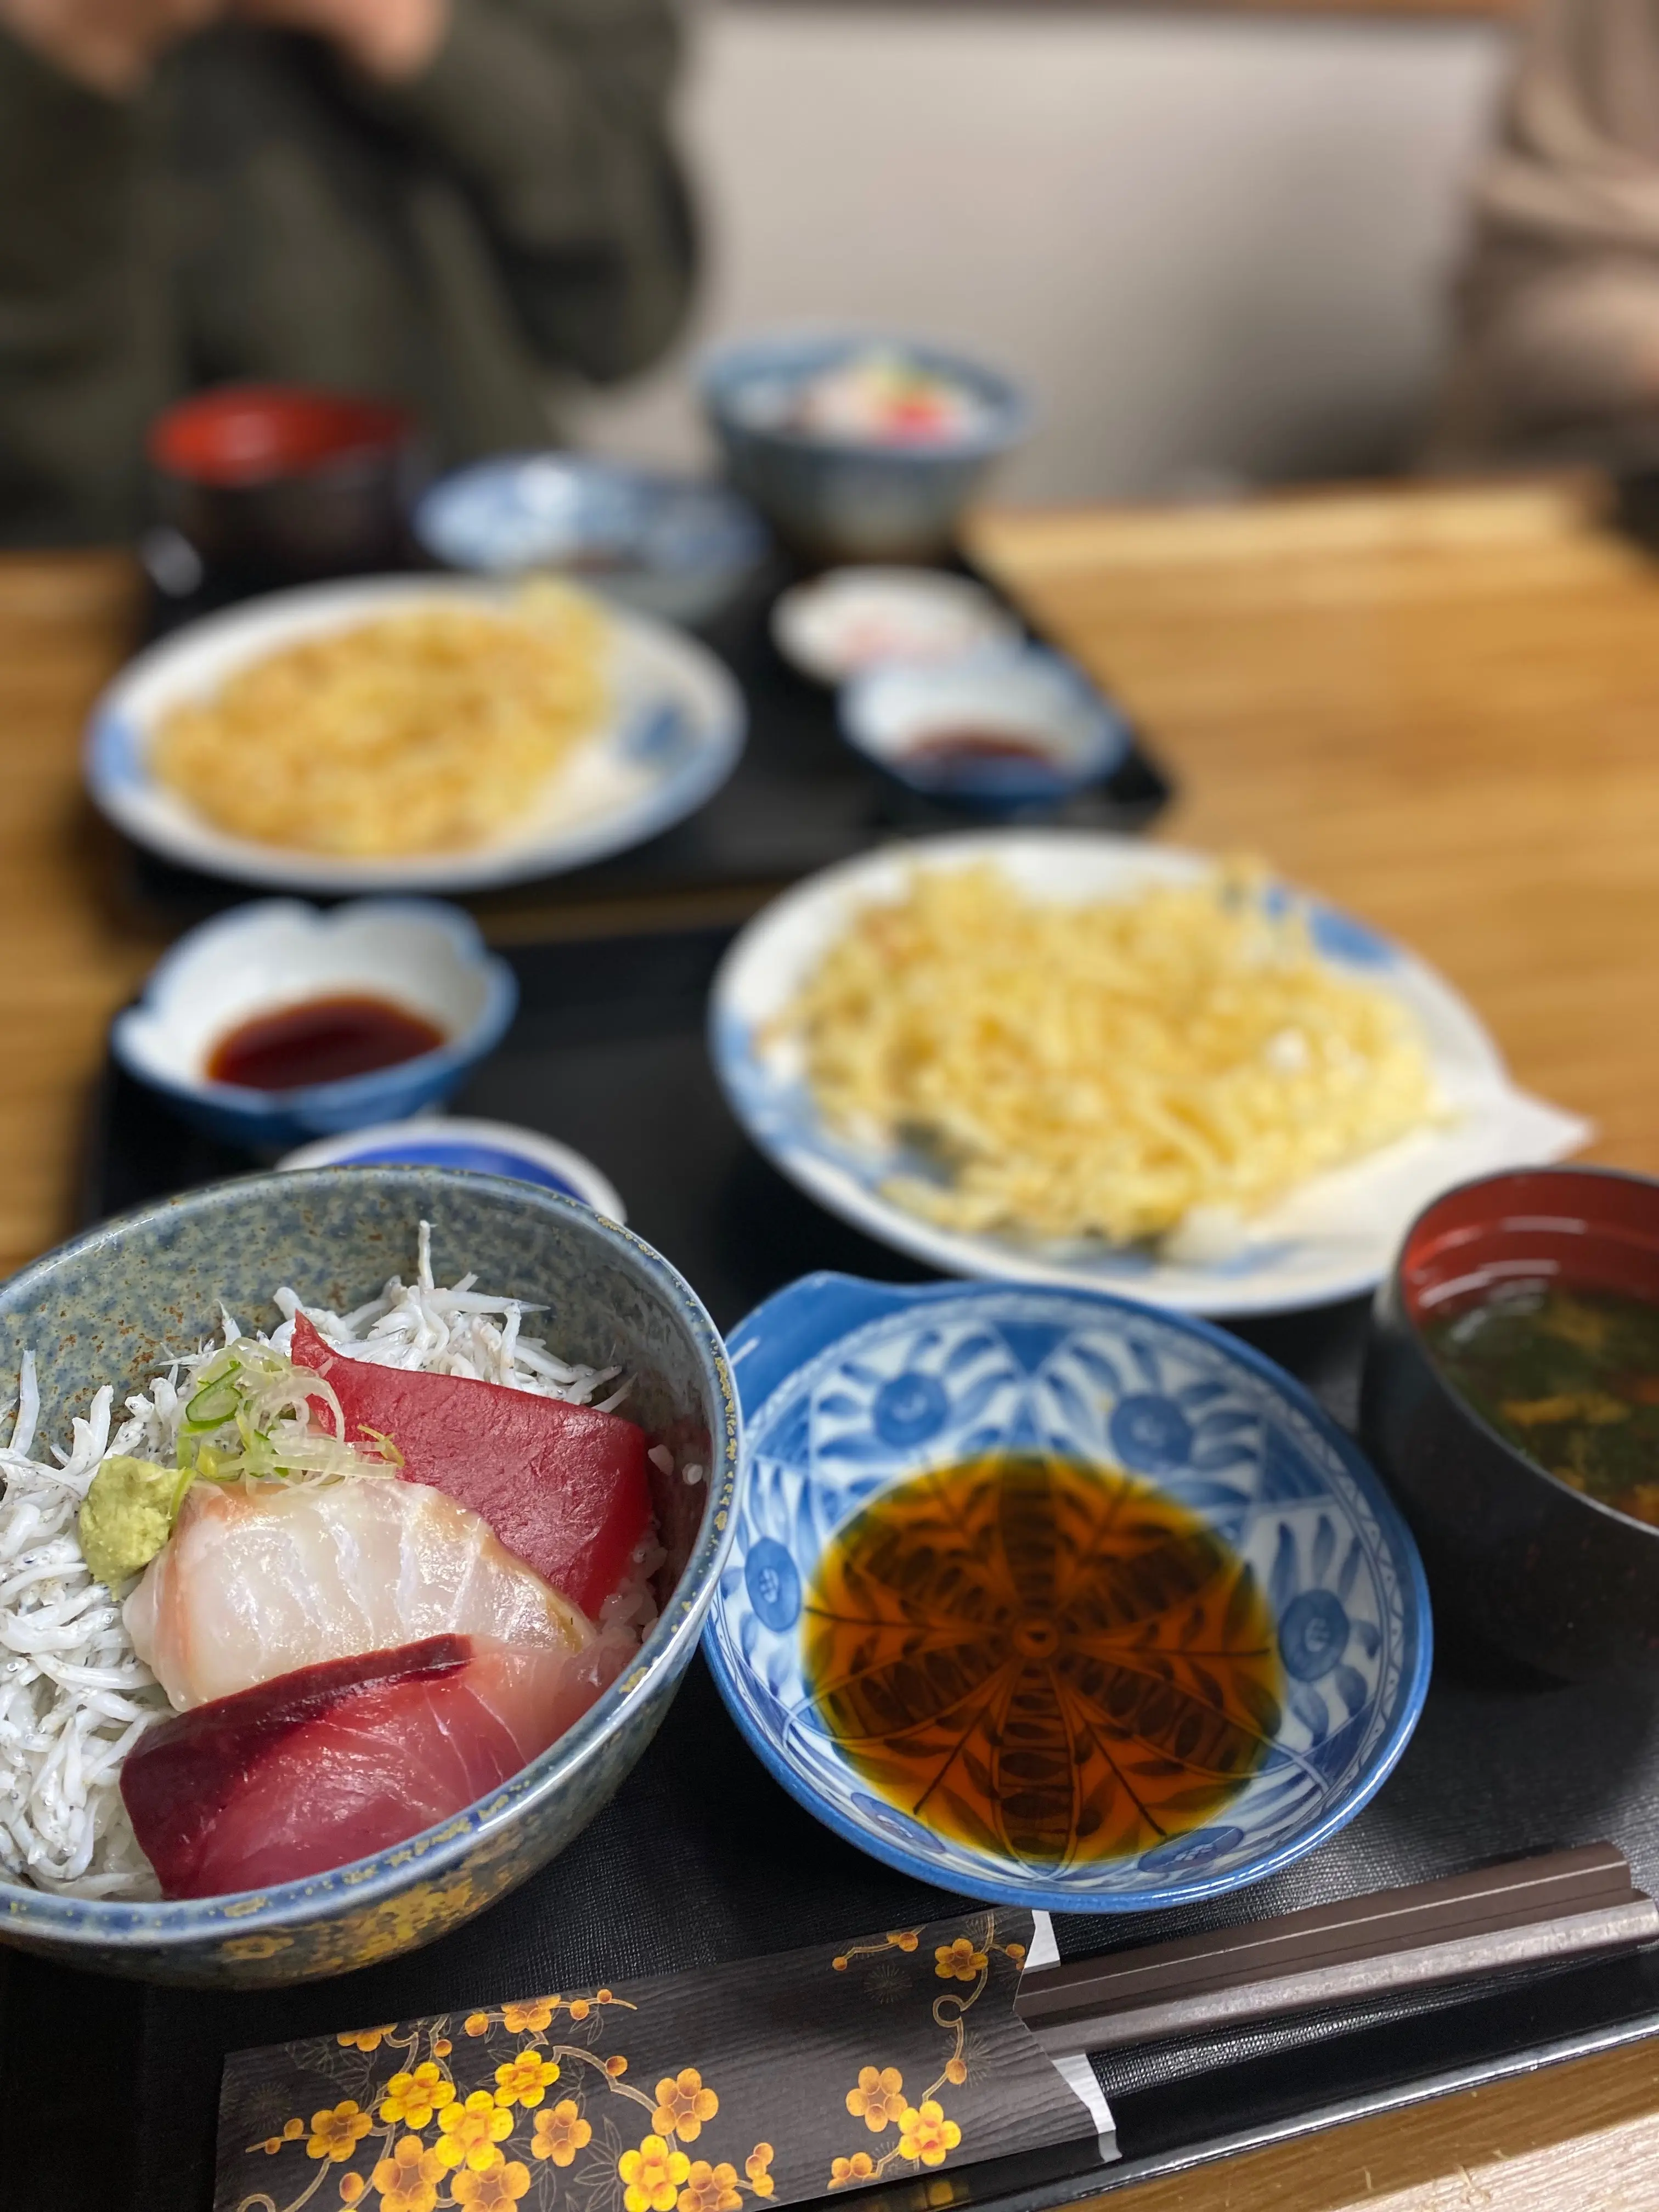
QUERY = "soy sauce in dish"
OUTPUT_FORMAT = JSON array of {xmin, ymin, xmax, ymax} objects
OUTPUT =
[
  {"xmin": 207, "ymin": 996, "xmax": 445, "ymax": 1090},
  {"xmin": 803, "ymin": 1452, "xmax": 1282, "ymax": 1866},
  {"xmin": 1426, "ymin": 1282, "xmax": 1659, "ymax": 1528},
  {"xmin": 901, "ymin": 729, "xmax": 1058, "ymax": 770}
]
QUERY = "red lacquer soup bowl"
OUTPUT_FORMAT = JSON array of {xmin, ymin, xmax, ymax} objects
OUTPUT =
[{"xmin": 1361, "ymin": 1167, "xmax": 1659, "ymax": 1684}]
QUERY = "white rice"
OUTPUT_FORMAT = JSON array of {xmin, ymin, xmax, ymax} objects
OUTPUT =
[{"xmin": 0, "ymin": 1224, "xmax": 665, "ymax": 1901}]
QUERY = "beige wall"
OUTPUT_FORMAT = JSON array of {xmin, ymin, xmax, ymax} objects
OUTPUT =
[{"xmin": 575, "ymin": 3, "xmax": 1514, "ymax": 501}]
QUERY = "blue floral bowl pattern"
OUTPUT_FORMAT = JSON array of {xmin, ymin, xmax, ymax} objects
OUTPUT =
[
  {"xmin": 707, "ymin": 1274, "xmax": 1430, "ymax": 1911},
  {"xmin": 0, "ymin": 1169, "xmax": 738, "ymax": 1985}
]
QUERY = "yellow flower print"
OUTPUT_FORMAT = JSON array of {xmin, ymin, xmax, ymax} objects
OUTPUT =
[
  {"xmin": 283, "ymin": 2120, "xmax": 306, "ymax": 2142},
  {"xmin": 308, "ymin": 2103, "xmax": 374, "ymax": 2163},
  {"xmin": 501, "ymin": 1997, "xmax": 556, "ymax": 2034},
  {"xmin": 898, "ymin": 2103, "xmax": 961, "ymax": 2167},
  {"xmin": 372, "ymin": 2135, "xmax": 447, "ymax": 2212},
  {"xmin": 676, "ymin": 2158, "xmax": 741, "ymax": 2212},
  {"xmin": 828, "ymin": 2154, "xmax": 875, "ymax": 2188},
  {"xmin": 934, "ymin": 1939, "xmax": 986, "ymax": 1984},
  {"xmin": 568, "ymin": 1997, "xmax": 591, "ymax": 2021},
  {"xmin": 606, "ymin": 2055, "xmax": 630, "ymax": 2078},
  {"xmin": 433, "ymin": 2039, "xmax": 453, "ymax": 2059},
  {"xmin": 943, "ymin": 2058, "xmax": 967, "ymax": 2087},
  {"xmin": 452, "ymin": 2163, "xmax": 532, "ymax": 2210},
  {"xmin": 437, "ymin": 2090, "xmax": 514, "ymax": 2172},
  {"xmin": 652, "ymin": 2067, "xmax": 719, "ymax": 2142},
  {"xmin": 340, "ymin": 2176, "xmax": 365, "ymax": 2205},
  {"xmin": 1003, "ymin": 1943, "xmax": 1026, "ymax": 1965},
  {"xmin": 261, "ymin": 2139, "xmax": 281, "ymax": 2156},
  {"xmin": 596, "ymin": 1988, "xmax": 614, "ymax": 2003},
  {"xmin": 887, "ymin": 1931, "xmax": 919, "ymax": 1953},
  {"xmin": 746, "ymin": 2143, "xmax": 775, "ymax": 2198},
  {"xmin": 619, "ymin": 2134, "xmax": 691, "ymax": 2212},
  {"xmin": 464, "ymin": 2013, "xmax": 492, "ymax": 2038},
  {"xmin": 531, "ymin": 2099, "xmax": 591, "ymax": 2166},
  {"xmin": 845, "ymin": 2066, "xmax": 905, "ymax": 2132},
  {"xmin": 338, "ymin": 2025, "xmax": 394, "ymax": 2053},
  {"xmin": 380, "ymin": 2063, "xmax": 455, "ymax": 2129},
  {"xmin": 494, "ymin": 2049, "xmax": 561, "ymax": 2109},
  {"xmin": 832, "ymin": 1956, "xmax": 849, "ymax": 1972}
]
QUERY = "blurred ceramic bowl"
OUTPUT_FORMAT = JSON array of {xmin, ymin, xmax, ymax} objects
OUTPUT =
[
  {"xmin": 700, "ymin": 332, "xmax": 1030, "ymax": 562},
  {"xmin": 772, "ymin": 566, "xmax": 1017, "ymax": 686},
  {"xmin": 1361, "ymin": 1166, "xmax": 1659, "ymax": 1684},
  {"xmin": 706, "ymin": 1272, "xmax": 1431, "ymax": 1910},
  {"xmin": 281, "ymin": 1118, "xmax": 625, "ymax": 1219},
  {"xmin": 0, "ymin": 1167, "xmax": 738, "ymax": 1984},
  {"xmin": 112, "ymin": 899, "xmax": 517, "ymax": 1148},
  {"xmin": 146, "ymin": 383, "xmax": 422, "ymax": 590},
  {"xmin": 414, "ymin": 455, "xmax": 768, "ymax": 625},
  {"xmin": 840, "ymin": 645, "xmax": 1129, "ymax": 811}
]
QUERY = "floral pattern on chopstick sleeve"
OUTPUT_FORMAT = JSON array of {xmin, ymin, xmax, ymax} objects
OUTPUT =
[{"xmin": 216, "ymin": 1911, "xmax": 1098, "ymax": 2212}]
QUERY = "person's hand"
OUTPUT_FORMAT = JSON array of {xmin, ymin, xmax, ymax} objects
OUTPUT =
[
  {"xmin": 233, "ymin": 0, "xmax": 446, "ymax": 80},
  {"xmin": 0, "ymin": 0, "xmax": 221, "ymax": 93}
]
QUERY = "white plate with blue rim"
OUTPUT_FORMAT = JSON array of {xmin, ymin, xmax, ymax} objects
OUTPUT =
[
  {"xmin": 708, "ymin": 831, "xmax": 1591, "ymax": 1318},
  {"xmin": 86, "ymin": 575, "xmax": 746, "ymax": 895},
  {"xmin": 704, "ymin": 1272, "xmax": 1432, "ymax": 1911}
]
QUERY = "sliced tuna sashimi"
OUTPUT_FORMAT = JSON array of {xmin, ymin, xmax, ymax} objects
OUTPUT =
[
  {"xmin": 290, "ymin": 1312, "xmax": 652, "ymax": 1616},
  {"xmin": 125, "ymin": 1473, "xmax": 594, "ymax": 1711},
  {"xmin": 121, "ymin": 1632, "xmax": 625, "ymax": 1899}
]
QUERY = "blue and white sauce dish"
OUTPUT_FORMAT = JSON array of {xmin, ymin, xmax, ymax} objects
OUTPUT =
[
  {"xmin": 281, "ymin": 1118, "xmax": 625, "ymax": 1220},
  {"xmin": 840, "ymin": 646, "xmax": 1130, "ymax": 811},
  {"xmin": 415, "ymin": 455, "xmax": 768, "ymax": 627},
  {"xmin": 113, "ymin": 899, "xmax": 517, "ymax": 1148},
  {"xmin": 706, "ymin": 1273, "xmax": 1431, "ymax": 1912}
]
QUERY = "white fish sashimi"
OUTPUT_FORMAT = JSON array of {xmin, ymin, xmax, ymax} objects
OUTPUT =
[{"xmin": 125, "ymin": 1475, "xmax": 598, "ymax": 1711}]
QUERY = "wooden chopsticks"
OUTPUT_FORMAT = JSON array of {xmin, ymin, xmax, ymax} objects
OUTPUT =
[{"xmin": 1015, "ymin": 1843, "xmax": 1659, "ymax": 2055}]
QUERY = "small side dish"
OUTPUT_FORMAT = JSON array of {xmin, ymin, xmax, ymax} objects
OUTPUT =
[
  {"xmin": 771, "ymin": 567, "xmax": 1016, "ymax": 685},
  {"xmin": 112, "ymin": 899, "xmax": 517, "ymax": 1145},
  {"xmin": 0, "ymin": 1226, "xmax": 681, "ymax": 1902},
  {"xmin": 838, "ymin": 649, "xmax": 1127, "ymax": 811},
  {"xmin": 280, "ymin": 1119, "xmax": 626, "ymax": 1217}
]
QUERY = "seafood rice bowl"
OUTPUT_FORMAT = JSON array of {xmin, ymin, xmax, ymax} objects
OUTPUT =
[{"xmin": 0, "ymin": 1168, "xmax": 737, "ymax": 1984}]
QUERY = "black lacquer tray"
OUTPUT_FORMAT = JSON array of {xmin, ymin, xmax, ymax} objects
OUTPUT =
[{"xmin": 29, "ymin": 923, "xmax": 1659, "ymax": 2212}]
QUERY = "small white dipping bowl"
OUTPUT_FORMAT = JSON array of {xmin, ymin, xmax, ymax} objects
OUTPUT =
[
  {"xmin": 773, "ymin": 566, "xmax": 1016, "ymax": 686},
  {"xmin": 840, "ymin": 645, "xmax": 1130, "ymax": 811},
  {"xmin": 113, "ymin": 899, "xmax": 518, "ymax": 1147}
]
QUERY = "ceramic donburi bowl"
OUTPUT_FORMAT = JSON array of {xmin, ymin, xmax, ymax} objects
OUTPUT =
[{"xmin": 0, "ymin": 1167, "xmax": 737, "ymax": 1985}]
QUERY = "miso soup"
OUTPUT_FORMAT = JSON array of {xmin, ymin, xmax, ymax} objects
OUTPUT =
[{"xmin": 1425, "ymin": 1283, "xmax": 1659, "ymax": 1527}]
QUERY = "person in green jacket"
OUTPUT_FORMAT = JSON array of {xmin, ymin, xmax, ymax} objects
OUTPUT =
[{"xmin": 0, "ymin": 0, "xmax": 696, "ymax": 540}]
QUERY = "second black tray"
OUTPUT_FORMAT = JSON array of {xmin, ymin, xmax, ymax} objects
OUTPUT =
[{"xmin": 48, "ymin": 926, "xmax": 1659, "ymax": 2212}]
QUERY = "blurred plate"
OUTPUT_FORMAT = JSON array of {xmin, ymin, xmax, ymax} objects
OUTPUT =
[
  {"xmin": 709, "ymin": 832, "xmax": 1592, "ymax": 1317},
  {"xmin": 87, "ymin": 575, "xmax": 746, "ymax": 895}
]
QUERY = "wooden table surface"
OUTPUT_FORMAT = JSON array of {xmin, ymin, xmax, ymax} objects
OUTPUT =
[{"xmin": 4, "ymin": 476, "xmax": 1659, "ymax": 2205}]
